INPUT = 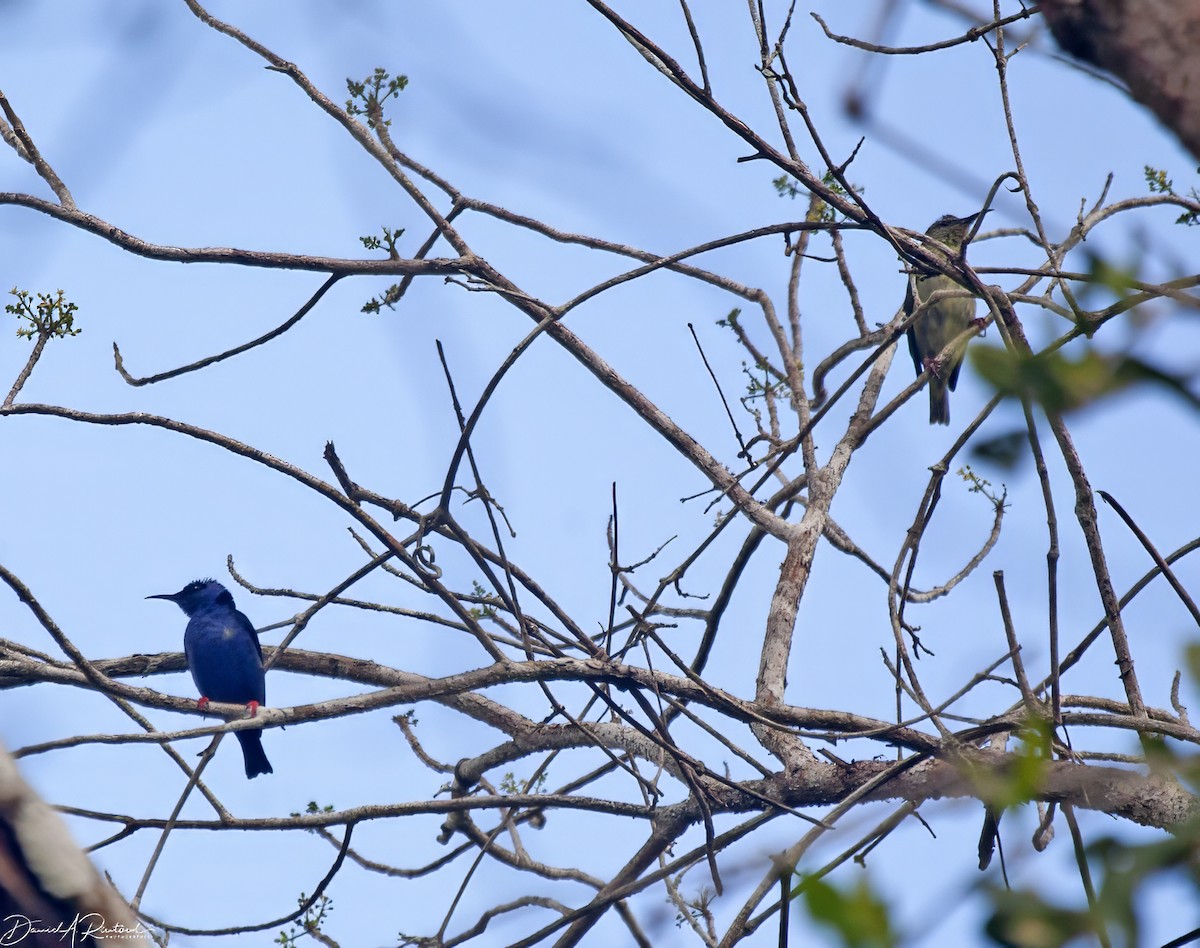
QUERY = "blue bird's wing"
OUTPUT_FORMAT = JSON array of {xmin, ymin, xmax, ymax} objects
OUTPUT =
[
  {"xmin": 233, "ymin": 608, "xmax": 263, "ymax": 662},
  {"xmin": 213, "ymin": 588, "xmax": 263, "ymax": 661}
]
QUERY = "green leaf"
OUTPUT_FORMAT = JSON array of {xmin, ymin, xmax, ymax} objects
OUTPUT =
[
  {"xmin": 986, "ymin": 889, "xmax": 1096, "ymax": 947},
  {"xmin": 970, "ymin": 429, "xmax": 1026, "ymax": 469},
  {"xmin": 969, "ymin": 345, "xmax": 1196, "ymax": 414},
  {"xmin": 1083, "ymin": 251, "xmax": 1141, "ymax": 303},
  {"xmin": 798, "ymin": 875, "xmax": 897, "ymax": 948},
  {"xmin": 1144, "ymin": 165, "xmax": 1173, "ymax": 194}
]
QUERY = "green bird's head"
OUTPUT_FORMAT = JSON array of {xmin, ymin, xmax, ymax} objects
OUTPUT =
[{"xmin": 925, "ymin": 211, "xmax": 986, "ymax": 249}]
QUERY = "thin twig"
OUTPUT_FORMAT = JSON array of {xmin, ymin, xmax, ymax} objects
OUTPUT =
[{"xmin": 114, "ymin": 274, "xmax": 342, "ymax": 386}]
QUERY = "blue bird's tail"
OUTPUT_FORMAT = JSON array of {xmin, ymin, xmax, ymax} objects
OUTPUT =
[{"xmin": 236, "ymin": 729, "xmax": 273, "ymax": 779}]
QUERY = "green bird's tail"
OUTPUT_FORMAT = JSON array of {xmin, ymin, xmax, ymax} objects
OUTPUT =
[{"xmin": 929, "ymin": 379, "xmax": 951, "ymax": 425}]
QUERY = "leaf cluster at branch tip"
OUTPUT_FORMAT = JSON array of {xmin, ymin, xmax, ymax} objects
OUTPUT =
[
  {"xmin": 346, "ymin": 66, "xmax": 409, "ymax": 130},
  {"xmin": 7, "ymin": 287, "xmax": 80, "ymax": 340}
]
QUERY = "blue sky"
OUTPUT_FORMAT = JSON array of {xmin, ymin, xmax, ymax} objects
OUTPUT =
[{"xmin": 2, "ymin": 1, "xmax": 1199, "ymax": 945}]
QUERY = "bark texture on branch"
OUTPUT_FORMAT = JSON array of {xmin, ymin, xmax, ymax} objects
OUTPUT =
[
  {"xmin": 1040, "ymin": 0, "xmax": 1200, "ymax": 161},
  {"xmin": 0, "ymin": 742, "xmax": 150, "ymax": 945}
]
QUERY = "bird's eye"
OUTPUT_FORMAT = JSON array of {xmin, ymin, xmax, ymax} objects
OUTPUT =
[{"xmin": 186, "ymin": 581, "xmax": 203, "ymax": 593}]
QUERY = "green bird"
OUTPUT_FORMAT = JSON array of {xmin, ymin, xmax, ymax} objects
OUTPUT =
[{"xmin": 905, "ymin": 212, "xmax": 983, "ymax": 425}]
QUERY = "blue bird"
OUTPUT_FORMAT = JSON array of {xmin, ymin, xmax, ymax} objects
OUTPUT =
[{"xmin": 148, "ymin": 579, "xmax": 273, "ymax": 778}]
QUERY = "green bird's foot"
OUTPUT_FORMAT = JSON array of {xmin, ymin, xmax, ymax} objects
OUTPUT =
[{"xmin": 923, "ymin": 356, "xmax": 945, "ymax": 379}]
